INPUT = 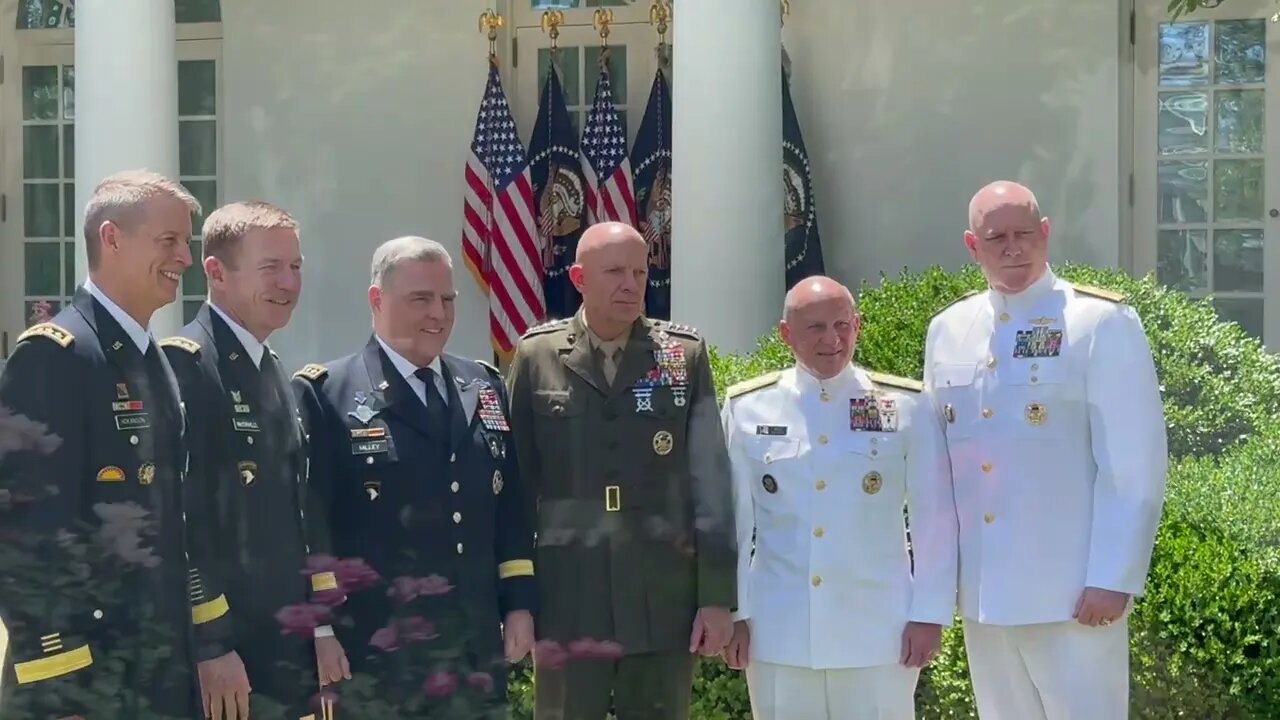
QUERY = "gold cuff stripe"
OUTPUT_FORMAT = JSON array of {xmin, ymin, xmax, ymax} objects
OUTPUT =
[
  {"xmin": 311, "ymin": 571, "xmax": 339, "ymax": 592},
  {"xmin": 191, "ymin": 593, "xmax": 230, "ymax": 625},
  {"xmin": 498, "ymin": 559, "xmax": 534, "ymax": 579},
  {"xmin": 14, "ymin": 645, "xmax": 93, "ymax": 684}
]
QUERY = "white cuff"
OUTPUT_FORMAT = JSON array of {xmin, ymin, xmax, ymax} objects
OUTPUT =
[{"xmin": 314, "ymin": 625, "xmax": 335, "ymax": 638}]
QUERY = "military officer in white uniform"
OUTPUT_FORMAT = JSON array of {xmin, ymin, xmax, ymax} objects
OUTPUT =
[
  {"xmin": 720, "ymin": 276, "xmax": 958, "ymax": 720},
  {"xmin": 924, "ymin": 181, "xmax": 1167, "ymax": 720}
]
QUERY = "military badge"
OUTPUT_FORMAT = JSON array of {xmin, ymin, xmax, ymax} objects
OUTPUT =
[
  {"xmin": 115, "ymin": 413, "xmax": 150, "ymax": 431},
  {"xmin": 762, "ymin": 474, "xmax": 778, "ymax": 493},
  {"xmin": 673, "ymin": 386, "xmax": 687, "ymax": 407},
  {"xmin": 111, "ymin": 340, "xmax": 123, "ymax": 351},
  {"xmin": 653, "ymin": 430, "xmax": 674, "ymax": 456},
  {"xmin": 756, "ymin": 425, "xmax": 787, "ymax": 436},
  {"xmin": 632, "ymin": 386, "xmax": 655, "ymax": 412},
  {"xmin": 112, "ymin": 400, "xmax": 144, "ymax": 412},
  {"xmin": 1026, "ymin": 402, "xmax": 1047, "ymax": 425},
  {"xmin": 238, "ymin": 461, "xmax": 257, "ymax": 486},
  {"xmin": 349, "ymin": 392, "xmax": 379, "ymax": 425},
  {"xmin": 850, "ymin": 397, "xmax": 885, "ymax": 432},
  {"xmin": 492, "ymin": 469, "xmax": 504, "ymax": 495},
  {"xmin": 96, "ymin": 466, "xmax": 125, "ymax": 483},
  {"xmin": 487, "ymin": 434, "xmax": 505, "ymax": 459},
  {"xmin": 138, "ymin": 462, "xmax": 156, "ymax": 486},
  {"xmin": 862, "ymin": 471, "xmax": 882, "ymax": 495},
  {"xmin": 478, "ymin": 387, "xmax": 510, "ymax": 431},
  {"xmin": 364, "ymin": 481, "xmax": 381, "ymax": 501},
  {"xmin": 1013, "ymin": 327, "xmax": 1064, "ymax": 358},
  {"xmin": 350, "ymin": 426, "xmax": 386, "ymax": 439},
  {"xmin": 232, "ymin": 417, "xmax": 260, "ymax": 433},
  {"xmin": 230, "ymin": 390, "xmax": 242, "ymax": 403},
  {"xmin": 876, "ymin": 396, "xmax": 899, "ymax": 432},
  {"xmin": 228, "ymin": 352, "xmax": 239, "ymax": 361},
  {"xmin": 116, "ymin": 383, "xmax": 130, "ymax": 399}
]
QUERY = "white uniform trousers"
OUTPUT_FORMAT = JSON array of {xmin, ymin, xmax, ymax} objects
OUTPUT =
[
  {"xmin": 964, "ymin": 617, "xmax": 1129, "ymax": 720},
  {"xmin": 745, "ymin": 661, "xmax": 920, "ymax": 720}
]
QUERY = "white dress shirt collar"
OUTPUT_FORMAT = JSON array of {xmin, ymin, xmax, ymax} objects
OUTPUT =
[
  {"xmin": 791, "ymin": 361, "xmax": 864, "ymax": 399},
  {"xmin": 375, "ymin": 336, "xmax": 446, "ymax": 405},
  {"xmin": 83, "ymin": 277, "xmax": 151, "ymax": 353},
  {"xmin": 989, "ymin": 263, "xmax": 1056, "ymax": 316},
  {"xmin": 209, "ymin": 302, "xmax": 267, "ymax": 368}
]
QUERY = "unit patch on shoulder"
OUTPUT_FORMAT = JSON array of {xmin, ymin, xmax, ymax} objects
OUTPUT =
[
  {"xmin": 16, "ymin": 322, "xmax": 73, "ymax": 348},
  {"xmin": 866, "ymin": 370, "xmax": 923, "ymax": 393},
  {"xmin": 1072, "ymin": 283, "xmax": 1125, "ymax": 303},
  {"xmin": 159, "ymin": 337, "xmax": 201, "ymax": 354},
  {"xmin": 726, "ymin": 371, "xmax": 782, "ymax": 400},
  {"xmin": 294, "ymin": 363, "xmax": 329, "ymax": 381}
]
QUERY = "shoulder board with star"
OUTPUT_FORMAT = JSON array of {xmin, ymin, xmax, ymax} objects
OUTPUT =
[
  {"xmin": 16, "ymin": 322, "xmax": 74, "ymax": 349},
  {"xmin": 867, "ymin": 370, "xmax": 923, "ymax": 393},
  {"xmin": 159, "ymin": 336, "xmax": 201, "ymax": 354},
  {"xmin": 931, "ymin": 289, "xmax": 982, "ymax": 318},
  {"xmin": 726, "ymin": 371, "xmax": 782, "ymax": 400},
  {"xmin": 522, "ymin": 318, "xmax": 570, "ymax": 338},
  {"xmin": 1071, "ymin": 283, "xmax": 1126, "ymax": 303},
  {"xmin": 661, "ymin": 321, "xmax": 700, "ymax": 340},
  {"xmin": 293, "ymin": 363, "xmax": 329, "ymax": 382}
]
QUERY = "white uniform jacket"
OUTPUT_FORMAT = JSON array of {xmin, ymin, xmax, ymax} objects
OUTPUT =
[
  {"xmin": 922, "ymin": 267, "xmax": 1168, "ymax": 626},
  {"xmin": 721, "ymin": 364, "xmax": 958, "ymax": 670}
]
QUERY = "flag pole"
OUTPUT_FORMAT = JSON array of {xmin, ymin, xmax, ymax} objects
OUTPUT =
[
  {"xmin": 649, "ymin": 0, "xmax": 672, "ymax": 69},
  {"xmin": 479, "ymin": 9, "xmax": 504, "ymax": 365}
]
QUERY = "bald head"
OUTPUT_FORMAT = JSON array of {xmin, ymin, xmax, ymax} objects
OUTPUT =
[
  {"xmin": 570, "ymin": 222, "xmax": 649, "ymax": 338},
  {"xmin": 964, "ymin": 180, "xmax": 1050, "ymax": 295},
  {"xmin": 968, "ymin": 181, "xmax": 1040, "ymax": 234},
  {"xmin": 780, "ymin": 275, "xmax": 859, "ymax": 380}
]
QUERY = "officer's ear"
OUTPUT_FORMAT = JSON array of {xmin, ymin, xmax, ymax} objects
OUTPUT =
[
  {"xmin": 963, "ymin": 230, "xmax": 979, "ymax": 261},
  {"xmin": 203, "ymin": 255, "xmax": 225, "ymax": 287},
  {"xmin": 368, "ymin": 284, "xmax": 384, "ymax": 314},
  {"xmin": 568, "ymin": 264, "xmax": 586, "ymax": 292}
]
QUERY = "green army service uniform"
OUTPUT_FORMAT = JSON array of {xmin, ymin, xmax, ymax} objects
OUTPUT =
[{"xmin": 506, "ymin": 311, "xmax": 738, "ymax": 720}]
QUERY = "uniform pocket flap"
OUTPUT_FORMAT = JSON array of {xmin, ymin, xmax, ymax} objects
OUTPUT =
[
  {"xmin": 743, "ymin": 436, "xmax": 801, "ymax": 463},
  {"xmin": 532, "ymin": 390, "xmax": 582, "ymax": 417},
  {"xmin": 933, "ymin": 363, "xmax": 977, "ymax": 388}
]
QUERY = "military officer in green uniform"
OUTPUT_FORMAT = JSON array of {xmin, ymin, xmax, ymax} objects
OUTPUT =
[
  {"xmin": 506, "ymin": 221, "xmax": 738, "ymax": 720},
  {"xmin": 0, "ymin": 170, "xmax": 247, "ymax": 720}
]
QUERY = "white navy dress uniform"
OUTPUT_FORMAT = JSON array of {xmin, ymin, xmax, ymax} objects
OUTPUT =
[
  {"xmin": 721, "ymin": 363, "xmax": 958, "ymax": 720},
  {"xmin": 922, "ymin": 265, "xmax": 1167, "ymax": 720}
]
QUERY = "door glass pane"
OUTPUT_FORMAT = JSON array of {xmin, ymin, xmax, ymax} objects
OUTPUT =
[
  {"xmin": 63, "ymin": 124, "xmax": 75, "ymax": 177},
  {"xmin": 63, "ymin": 183, "xmax": 76, "ymax": 238},
  {"xmin": 1214, "ymin": 298, "xmax": 1264, "ymax": 339},
  {"xmin": 62, "ymin": 65, "xmax": 75, "ymax": 120},
  {"xmin": 22, "ymin": 66, "xmax": 58, "ymax": 120},
  {"xmin": 23, "ymin": 126, "xmax": 59, "ymax": 179},
  {"xmin": 1158, "ymin": 91, "xmax": 1208, "ymax": 155},
  {"xmin": 24, "ymin": 184, "xmax": 60, "ymax": 237},
  {"xmin": 183, "ymin": 240, "xmax": 207, "ymax": 296},
  {"xmin": 24, "ymin": 242, "xmax": 61, "ymax": 295},
  {"xmin": 585, "ymin": 45, "xmax": 628, "ymax": 104},
  {"xmin": 63, "ymin": 241, "xmax": 76, "ymax": 294},
  {"xmin": 538, "ymin": 48, "xmax": 580, "ymax": 107},
  {"xmin": 179, "ymin": 61, "xmax": 217, "ymax": 116},
  {"xmin": 1157, "ymin": 230, "xmax": 1208, "ymax": 292},
  {"xmin": 179, "ymin": 121, "xmax": 218, "ymax": 176},
  {"xmin": 175, "ymin": 0, "xmax": 222, "ymax": 23},
  {"xmin": 1160, "ymin": 22, "xmax": 1210, "ymax": 86},
  {"xmin": 185, "ymin": 180, "xmax": 218, "ymax": 228},
  {"xmin": 1215, "ymin": 19, "xmax": 1265, "ymax": 85},
  {"xmin": 1215, "ymin": 90, "xmax": 1263, "ymax": 153},
  {"xmin": 1213, "ymin": 230, "xmax": 1263, "ymax": 292},
  {"xmin": 1214, "ymin": 159, "xmax": 1263, "ymax": 221},
  {"xmin": 1158, "ymin": 160, "xmax": 1208, "ymax": 223}
]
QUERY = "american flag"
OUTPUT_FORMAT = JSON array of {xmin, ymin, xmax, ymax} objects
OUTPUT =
[
  {"xmin": 580, "ymin": 61, "xmax": 637, "ymax": 227},
  {"xmin": 462, "ymin": 59, "xmax": 544, "ymax": 358}
]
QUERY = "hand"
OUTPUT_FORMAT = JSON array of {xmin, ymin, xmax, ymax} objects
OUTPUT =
[
  {"xmin": 315, "ymin": 635, "xmax": 351, "ymax": 686},
  {"xmin": 721, "ymin": 620, "xmax": 750, "ymax": 670},
  {"xmin": 688, "ymin": 606, "xmax": 733, "ymax": 656},
  {"xmin": 196, "ymin": 651, "xmax": 251, "ymax": 719},
  {"xmin": 899, "ymin": 622, "xmax": 942, "ymax": 668},
  {"xmin": 1073, "ymin": 587, "xmax": 1130, "ymax": 627},
  {"xmin": 503, "ymin": 610, "xmax": 535, "ymax": 663}
]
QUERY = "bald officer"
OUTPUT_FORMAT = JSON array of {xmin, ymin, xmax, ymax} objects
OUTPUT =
[
  {"xmin": 923, "ymin": 181, "xmax": 1167, "ymax": 719},
  {"xmin": 720, "ymin": 276, "xmax": 957, "ymax": 720}
]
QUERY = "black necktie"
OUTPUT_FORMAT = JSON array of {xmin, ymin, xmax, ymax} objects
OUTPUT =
[{"xmin": 414, "ymin": 367, "xmax": 451, "ymax": 438}]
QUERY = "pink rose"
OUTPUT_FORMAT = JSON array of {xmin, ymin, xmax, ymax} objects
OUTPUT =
[
  {"xmin": 466, "ymin": 672, "xmax": 495, "ymax": 693},
  {"xmin": 369, "ymin": 625, "xmax": 399, "ymax": 652},
  {"xmin": 423, "ymin": 671, "xmax": 458, "ymax": 697},
  {"xmin": 275, "ymin": 603, "xmax": 334, "ymax": 637},
  {"xmin": 399, "ymin": 616, "xmax": 439, "ymax": 643},
  {"xmin": 534, "ymin": 639, "xmax": 570, "ymax": 670}
]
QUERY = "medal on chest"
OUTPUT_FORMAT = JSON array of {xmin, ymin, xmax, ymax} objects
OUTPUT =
[
  {"xmin": 1013, "ymin": 326, "xmax": 1063, "ymax": 358},
  {"xmin": 477, "ymin": 386, "xmax": 510, "ymax": 431},
  {"xmin": 850, "ymin": 393, "xmax": 898, "ymax": 432}
]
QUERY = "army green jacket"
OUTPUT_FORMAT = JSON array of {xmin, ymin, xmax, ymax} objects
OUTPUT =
[{"xmin": 506, "ymin": 312, "xmax": 737, "ymax": 655}]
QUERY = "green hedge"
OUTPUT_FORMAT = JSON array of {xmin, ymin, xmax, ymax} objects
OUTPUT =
[{"xmin": 505, "ymin": 264, "xmax": 1280, "ymax": 717}]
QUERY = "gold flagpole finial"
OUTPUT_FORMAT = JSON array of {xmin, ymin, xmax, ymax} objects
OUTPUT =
[
  {"xmin": 478, "ymin": 9, "xmax": 504, "ymax": 58},
  {"xmin": 649, "ymin": 0, "xmax": 672, "ymax": 43},
  {"xmin": 593, "ymin": 8, "xmax": 614, "ymax": 48},
  {"xmin": 780, "ymin": 0, "xmax": 791, "ymax": 27},
  {"xmin": 541, "ymin": 9, "xmax": 564, "ymax": 51}
]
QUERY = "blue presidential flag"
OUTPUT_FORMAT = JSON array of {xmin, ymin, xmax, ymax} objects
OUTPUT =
[
  {"xmin": 631, "ymin": 65, "xmax": 673, "ymax": 320},
  {"xmin": 782, "ymin": 53, "xmax": 825, "ymax": 289},
  {"xmin": 528, "ymin": 63, "xmax": 588, "ymax": 320}
]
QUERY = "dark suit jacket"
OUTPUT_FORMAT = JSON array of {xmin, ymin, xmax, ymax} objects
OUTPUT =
[
  {"xmin": 161, "ymin": 303, "xmax": 328, "ymax": 713},
  {"xmin": 291, "ymin": 337, "xmax": 536, "ymax": 697},
  {"xmin": 0, "ymin": 287, "xmax": 201, "ymax": 720}
]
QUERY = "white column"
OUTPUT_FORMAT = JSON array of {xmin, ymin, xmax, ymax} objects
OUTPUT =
[
  {"xmin": 670, "ymin": 0, "xmax": 784, "ymax": 355},
  {"xmin": 74, "ymin": 0, "xmax": 182, "ymax": 337}
]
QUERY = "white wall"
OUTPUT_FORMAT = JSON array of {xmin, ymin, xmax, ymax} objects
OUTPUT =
[
  {"xmin": 221, "ymin": 0, "xmax": 496, "ymax": 373},
  {"xmin": 784, "ymin": 0, "xmax": 1128, "ymax": 290}
]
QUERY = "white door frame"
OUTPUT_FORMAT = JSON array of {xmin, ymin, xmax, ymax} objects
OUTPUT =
[{"xmin": 1133, "ymin": 0, "xmax": 1280, "ymax": 347}]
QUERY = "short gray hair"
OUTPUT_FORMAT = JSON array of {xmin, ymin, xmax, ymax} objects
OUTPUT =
[
  {"xmin": 370, "ymin": 236, "xmax": 452, "ymax": 288},
  {"xmin": 83, "ymin": 169, "xmax": 202, "ymax": 269}
]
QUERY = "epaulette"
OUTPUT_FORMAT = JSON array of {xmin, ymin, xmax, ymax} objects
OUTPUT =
[
  {"xmin": 158, "ymin": 336, "xmax": 201, "ymax": 354},
  {"xmin": 661, "ymin": 321, "xmax": 700, "ymax": 339},
  {"xmin": 1072, "ymin": 283, "xmax": 1125, "ymax": 303},
  {"xmin": 476, "ymin": 359, "xmax": 501, "ymax": 377},
  {"xmin": 932, "ymin": 289, "xmax": 981, "ymax": 317},
  {"xmin": 16, "ymin": 322, "xmax": 73, "ymax": 348},
  {"xmin": 867, "ymin": 370, "xmax": 923, "ymax": 393},
  {"xmin": 293, "ymin": 363, "xmax": 328, "ymax": 382},
  {"xmin": 523, "ymin": 318, "xmax": 570, "ymax": 338},
  {"xmin": 726, "ymin": 371, "xmax": 781, "ymax": 400}
]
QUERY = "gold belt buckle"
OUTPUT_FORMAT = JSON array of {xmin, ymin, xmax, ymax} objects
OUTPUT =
[{"xmin": 605, "ymin": 485, "xmax": 621, "ymax": 512}]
